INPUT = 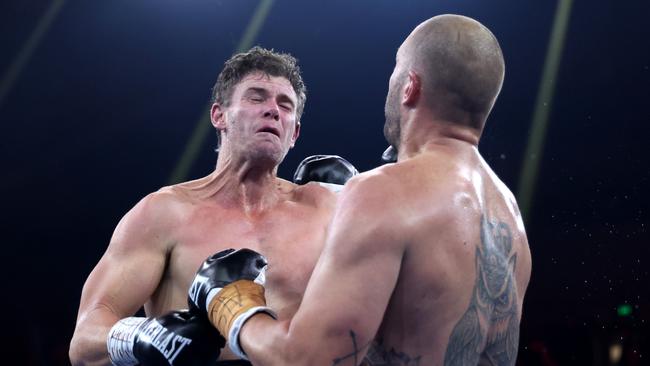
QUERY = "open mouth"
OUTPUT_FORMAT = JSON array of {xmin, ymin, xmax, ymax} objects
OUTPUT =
[{"xmin": 257, "ymin": 126, "xmax": 280, "ymax": 137}]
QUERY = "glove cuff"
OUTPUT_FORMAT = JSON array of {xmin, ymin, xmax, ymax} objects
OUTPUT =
[
  {"xmin": 228, "ymin": 306, "xmax": 278, "ymax": 360},
  {"xmin": 107, "ymin": 316, "xmax": 147, "ymax": 366},
  {"xmin": 207, "ymin": 280, "xmax": 269, "ymax": 346},
  {"xmin": 317, "ymin": 182, "xmax": 344, "ymax": 193}
]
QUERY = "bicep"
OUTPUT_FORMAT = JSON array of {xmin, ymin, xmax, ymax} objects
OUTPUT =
[
  {"xmin": 76, "ymin": 199, "xmax": 170, "ymax": 323},
  {"xmin": 70, "ymin": 204, "xmax": 170, "ymax": 365},
  {"xmin": 70, "ymin": 245, "xmax": 167, "ymax": 361},
  {"xmin": 77, "ymin": 244, "xmax": 166, "ymax": 321}
]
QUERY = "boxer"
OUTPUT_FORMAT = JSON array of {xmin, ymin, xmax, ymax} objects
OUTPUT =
[{"xmin": 69, "ymin": 47, "xmax": 357, "ymax": 365}]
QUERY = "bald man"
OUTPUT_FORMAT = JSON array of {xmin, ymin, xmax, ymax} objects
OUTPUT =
[{"xmin": 201, "ymin": 14, "xmax": 532, "ymax": 366}]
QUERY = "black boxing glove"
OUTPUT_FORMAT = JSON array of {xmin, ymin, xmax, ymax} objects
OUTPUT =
[
  {"xmin": 187, "ymin": 249, "xmax": 267, "ymax": 314},
  {"xmin": 107, "ymin": 309, "xmax": 224, "ymax": 366},
  {"xmin": 187, "ymin": 249, "xmax": 275, "ymax": 360},
  {"xmin": 293, "ymin": 155, "xmax": 358, "ymax": 192}
]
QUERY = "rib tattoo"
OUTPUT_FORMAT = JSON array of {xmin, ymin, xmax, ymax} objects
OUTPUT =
[
  {"xmin": 332, "ymin": 331, "xmax": 367, "ymax": 365},
  {"xmin": 443, "ymin": 216, "xmax": 519, "ymax": 366},
  {"xmin": 363, "ymin": 339, "xmax": 421, "ymax": 365},
  {"xmin": 333, "ymin": 334, "xmax": 421, "ymax": 366}
]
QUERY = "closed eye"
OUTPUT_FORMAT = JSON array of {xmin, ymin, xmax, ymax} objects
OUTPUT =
[{"xmin": 245, "ymin": 88, "xmax": 268, "ymax": 103}]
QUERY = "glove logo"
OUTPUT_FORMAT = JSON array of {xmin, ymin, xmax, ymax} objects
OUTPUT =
[
  {"xmin": 188, "ymin": 275, "xmax": 208, "ymax": 309},
  {"xmin": 139, "ymin": 319, "xmax": 193, "ymax": 364}
]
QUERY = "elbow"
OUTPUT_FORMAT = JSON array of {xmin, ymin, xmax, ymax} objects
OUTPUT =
[
  {"xmin": 282, "ymin": 345, "xmax": 311, "ymax": 366},
  {"xmin": 69, "ymin": 329, "xmax": 105, "ymax": 366},
  {"xmin": 253, "ymin": 347, "xmax": 305, "ymax": 366},
  {"xmin": 275, "ymin": 332, "xmax": 315, "ymax": 366},
  {"xmin": 69, "ymin": 303, "xmax": 119, "ymax": 366},
  {"xmin": 68, "ymin": 334, "xmax": 86, "ymax": 366},
  {"xmin": 246, "ymin": 321, "xmax": 312, "ymax": 366}
]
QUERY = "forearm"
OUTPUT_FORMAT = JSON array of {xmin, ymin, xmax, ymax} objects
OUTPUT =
[
  {"xmin": 240, "ymin": 315, "xmax": 306, "ymax": 366},
  {"xmin": 69, "ymin": 306, "xmax": 119, "ymax": 366}
]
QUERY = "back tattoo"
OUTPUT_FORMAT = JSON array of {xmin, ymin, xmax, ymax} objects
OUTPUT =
[{"xmin": 443, "ymin": 215, "xmax": 519, "ymax": 366}]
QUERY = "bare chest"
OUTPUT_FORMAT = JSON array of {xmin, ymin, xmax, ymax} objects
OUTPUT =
[{"xmin": 148, "ymin": 203, "xmax": 328, "ymax": 317}]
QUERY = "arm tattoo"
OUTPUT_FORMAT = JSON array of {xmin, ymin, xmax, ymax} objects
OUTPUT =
[
  {"xmin": 333, "ymin": 333, "xmax": 421, "ymax": 366},
  {"xmin": 443, "ymin": 216, "xmax": 520, "ymax": 366}
]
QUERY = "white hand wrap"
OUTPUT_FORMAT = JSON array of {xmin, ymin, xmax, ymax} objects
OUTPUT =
[
  {"xmin": 228, "ymin": 306, "xmax": 277, "ymax": 360},
  {"xmin": 106, "ymin": 317, "xmax": 147, "ymax": 366}
]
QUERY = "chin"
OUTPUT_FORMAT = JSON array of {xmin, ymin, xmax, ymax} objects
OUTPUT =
[
  {"xmin": 383, "ymin": 122, "xmax": 399, "ymax": 147},
  {"xmin": 249, "ymin": 146, "xmax": 285, "ymax": 167}
]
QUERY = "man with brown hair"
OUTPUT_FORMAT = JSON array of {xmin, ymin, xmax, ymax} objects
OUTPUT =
[{"xmin": 69, "ymin": 47, "xmax": 356, "ymax": 365}]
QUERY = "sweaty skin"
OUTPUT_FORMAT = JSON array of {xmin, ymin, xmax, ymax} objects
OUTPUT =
[
  {"xmin": 237, "ymin": 15, "xmax": 531, "ymax": 366},
  {"xmin": 69, "ymin": 73, "xmax": 337, "ymax": 365},
  {"xmin": 362, "ymin": 144, "xmax": 531, "ymax": 366},
  {"xmin": 241, "ymin": 141, "xmax": 531, "ymax": 366}
]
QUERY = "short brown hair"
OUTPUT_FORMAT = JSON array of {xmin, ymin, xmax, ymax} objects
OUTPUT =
[{"xmin": 212, "ymin": 46, "xmax": 307, "ymax": 120}]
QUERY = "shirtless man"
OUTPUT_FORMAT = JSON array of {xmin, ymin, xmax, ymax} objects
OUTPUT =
[
  {"xmin": 69, "ymin": 47, "xmax": 356, "ymax": 365},
  {"xmin": 193, "ymin": 15, "xmax": 533, "ymax": 366}
]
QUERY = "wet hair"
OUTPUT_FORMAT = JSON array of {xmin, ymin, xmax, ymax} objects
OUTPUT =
[{"xmin": 212, "ymin": 46, "xmax": 307, "ymax": 119}]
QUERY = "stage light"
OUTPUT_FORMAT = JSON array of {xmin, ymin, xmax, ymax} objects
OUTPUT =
[
  {"xmin": 0, "ymin": 0, "xmax": 66, "ymax": 107},
  {"xmin": 517, "ymin": 0, "xmax": 573, "ymax": 221},
  {"xmin": 609, "ymin": 343, "xmax": 623, "ymax": 364}
]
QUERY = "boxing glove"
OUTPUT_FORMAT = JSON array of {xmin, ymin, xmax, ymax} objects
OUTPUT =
[
  {"xmin": 187, "ymin": 249, "xmax": 274, "ymax": 360},
  {"xmin": 293, "ymin": 155, "xmax": 358, "ymax": 190},
  {"xmin": 107, "ymin": 309, "xmax": 224, "ymax": 366}
]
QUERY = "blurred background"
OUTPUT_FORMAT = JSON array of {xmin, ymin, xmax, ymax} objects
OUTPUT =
[{"xmin": 1, "ymin": 0, "xmax": 648, "ymax": 364}]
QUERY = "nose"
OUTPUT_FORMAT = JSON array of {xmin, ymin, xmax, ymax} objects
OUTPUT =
[{"xmin": 263, "ymin": 104, "xmax": 280, "ymax": 121}]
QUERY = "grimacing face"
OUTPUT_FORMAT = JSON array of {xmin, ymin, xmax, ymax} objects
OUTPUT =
[{"xmin": 215, "ymin": 72, "xmax": 301, "ymax": 166}]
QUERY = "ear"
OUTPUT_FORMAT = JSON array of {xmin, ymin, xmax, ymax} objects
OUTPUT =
[
  {"xmin": 211, "ymin": 103, "xmax": 226, "ymax": 130},
  {"xmin": 402, "ymin": 70, "xmax": 421, "ymax": 107},
  {"xmin": 289, "ymin": 121, "xmax": 301, "ymax": 148}
]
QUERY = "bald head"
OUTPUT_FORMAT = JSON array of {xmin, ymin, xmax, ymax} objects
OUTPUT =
[{"xmin": 401, "ymin": 15, "xmax": 504, "ymax": 130}]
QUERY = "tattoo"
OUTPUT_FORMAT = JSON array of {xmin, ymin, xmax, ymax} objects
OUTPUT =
[
  {"xmin": 443, "ymin": 216, "xmax": 520, "ymax": 366},
  {"xmin": 332, "ymin": 331, "xmax": 368, "ymax": 365},
  {"xmin": 363, "ymin": 339, "xmax": 421, "ymax": 365},
  {"xmin": 332, "ymin": 333, "xmax": 421, "ymax": 366}
]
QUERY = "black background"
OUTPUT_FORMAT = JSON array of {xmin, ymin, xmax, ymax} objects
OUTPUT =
[{"xmin": 1, "ymin": 0, "xmax": 648, "ymax": 364}]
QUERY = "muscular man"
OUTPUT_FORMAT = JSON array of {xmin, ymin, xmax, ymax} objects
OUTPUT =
[
  {"xmin": 69, "ymin": 47, "xmax": 355, "ymax": 365},
  {"xmin": 198, "ymin": 15, "xmax": 532, "ymax": 366}
]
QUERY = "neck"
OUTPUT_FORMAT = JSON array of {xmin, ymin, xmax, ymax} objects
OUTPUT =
[
  {"xmin": 397, "ymin": 109, "xmax": 481, "ymax": 161},
  {"xmin": 204, "ymin": 146, "xmax": 284, "ymax": 214}
]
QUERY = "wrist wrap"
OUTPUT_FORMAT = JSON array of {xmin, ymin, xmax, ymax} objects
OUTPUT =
[
  {"xmin": 107, "ymin": 316, "xmax": 147, "ymax": 366},
  {"xmin": 207, "ymin": 280, "xmax": 277, "ymax": 360}
]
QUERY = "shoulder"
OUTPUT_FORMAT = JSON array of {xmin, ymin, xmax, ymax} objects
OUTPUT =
[
  {"xmin": 132, "ymin": 186, "xmax": 188, "ymax": 219},
  {"xmin": 318, "ymin": 167, "xmax": 409, "ymax": 260},
  {"xmin": 286, "ymin": 179, "xmax": 338, "ymax": 210},
  {"xmin": 332, "ymin": 166, "xmax": 406, "ymax": 234},
  {"xmin": 340, "ymin": 166, "xmax": 401, "ymax": 207},
  {"xmin": 112, "ymin": 187, "xmax": 188, "ymax": 248},
  {"xmin": 344, "ymin": 156, "xmax": 469, "ymax": 229}
]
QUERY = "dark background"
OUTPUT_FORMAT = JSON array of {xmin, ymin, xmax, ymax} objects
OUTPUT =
[{"xmin": 1, "ymin": 0, "xmax": 648, "ymax": 364}]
